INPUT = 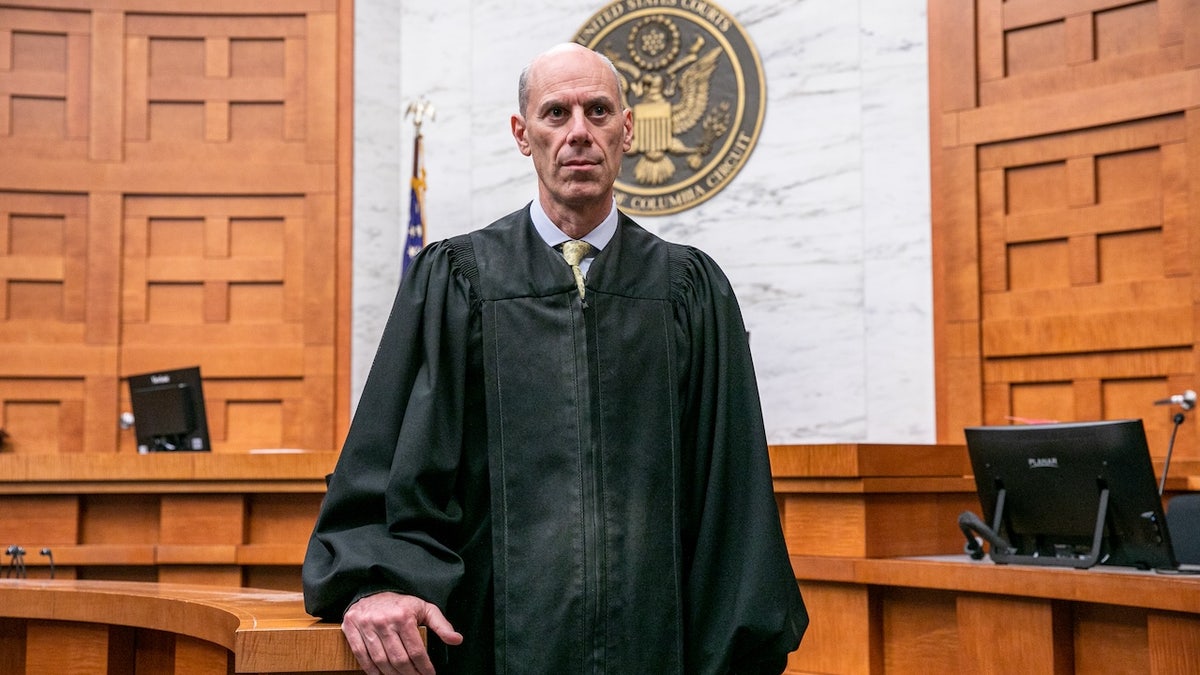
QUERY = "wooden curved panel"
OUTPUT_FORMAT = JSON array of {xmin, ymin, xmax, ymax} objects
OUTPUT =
[{"xmin": 0, "ymin": 579, "xmax": 356, "ymax": 673}]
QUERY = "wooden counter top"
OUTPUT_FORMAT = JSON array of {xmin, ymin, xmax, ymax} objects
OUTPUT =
[
  {"xmin": 0, "ymin": 451, "xmax": 340, "ymax": 494},
  {"xmin": 0, "ymin": 579, "xmax": 356, "ymax": 673},
  {"xmin": 791, "ymin": 554, "xmax": 1200, "ymax": 615}
]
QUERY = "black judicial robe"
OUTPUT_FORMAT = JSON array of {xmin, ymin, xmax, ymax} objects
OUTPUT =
[{"xmin": 303, "ymin": 207, "xmax": 807, "ymax": 674}]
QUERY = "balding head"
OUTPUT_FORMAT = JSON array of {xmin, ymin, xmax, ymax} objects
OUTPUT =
[{"xmin": 518, "ymin": 43, "xmax": 623, "ymax": 118}]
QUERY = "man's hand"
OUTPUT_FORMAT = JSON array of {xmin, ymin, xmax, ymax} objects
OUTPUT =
[{"xmin": 341, "ymin": 591, "xmax": 464, "ymax": 675}]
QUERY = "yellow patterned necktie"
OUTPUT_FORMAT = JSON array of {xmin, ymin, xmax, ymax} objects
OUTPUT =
[{"xmin": 561, "ymin": 240, "xmax": 592, "ymax": 300}]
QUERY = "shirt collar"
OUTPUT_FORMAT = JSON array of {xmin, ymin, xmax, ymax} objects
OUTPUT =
[{"xmin": 529, "ymin": 198, "xmax": 618, "ymax": 253}]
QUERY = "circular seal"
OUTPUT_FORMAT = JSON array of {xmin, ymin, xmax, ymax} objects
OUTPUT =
[{"xmin": 573, "ymin": 0, "xmax": 766, "ymax": 216}]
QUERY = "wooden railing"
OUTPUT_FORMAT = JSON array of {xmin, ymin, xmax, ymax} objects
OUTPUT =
[{"xmin": 0, "ymin": 579, "xmax": 356, "ymax": 673}]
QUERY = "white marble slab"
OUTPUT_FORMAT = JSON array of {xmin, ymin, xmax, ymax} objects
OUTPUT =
[{"xmin": 352, "ymin": 0, "xmax": 934, "ymax": 443}]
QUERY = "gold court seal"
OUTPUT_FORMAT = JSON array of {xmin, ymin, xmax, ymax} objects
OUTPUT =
[{"xmin": 573, "ymin": 0, "xmax": 766, "ymax": 216}]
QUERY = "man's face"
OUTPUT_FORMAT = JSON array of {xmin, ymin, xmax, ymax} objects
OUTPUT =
[{"xmin": 512, "ymin": 47, "xmax": 634, "ymax": 214}]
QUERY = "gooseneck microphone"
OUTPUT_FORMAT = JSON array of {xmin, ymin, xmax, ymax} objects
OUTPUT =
[
  {"xmin": 5, "ymin": 545, "xmax": 26, "ymax": 579},
  {"xmin": 1154, "ymin": 390, "xmax": 1197, "ymax": 411},
  {"xmin": 1154, "ymin": 389, "xmax": 1194, "ymax": 496},
  {"xmin": 958, "ymin": 511, "xmax": 1014, "ymax": 560},
  {"xmin": 40, "ymin": 548, "xmax": 55, "ymax": 579}
]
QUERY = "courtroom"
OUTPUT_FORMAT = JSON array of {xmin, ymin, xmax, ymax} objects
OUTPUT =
[{"xmin": 1, "ymin": 1, "xmax": 1199, "ymax": 673}]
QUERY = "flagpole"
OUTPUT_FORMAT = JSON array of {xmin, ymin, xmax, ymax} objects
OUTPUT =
[{"xmin": 402, "ymin": 98, "xmax": 435, "ymax": 276}]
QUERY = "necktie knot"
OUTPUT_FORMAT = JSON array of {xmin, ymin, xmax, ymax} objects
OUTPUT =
[
  {"xmin": 562, "ymin": 240, "xmax": 591, "ymax": 267},
  {"xmin": 561, "ymin": 240, "xmax": 592, "ymax": 299}
]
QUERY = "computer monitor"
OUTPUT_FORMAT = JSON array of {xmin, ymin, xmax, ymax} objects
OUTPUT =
[
  {"xmin": 127, "ymin": 366, "xmax": 211, "ymax": 453},
  {"xmin": 964, "ymin": 419, "xmax": 1177, "ymax": 570}
]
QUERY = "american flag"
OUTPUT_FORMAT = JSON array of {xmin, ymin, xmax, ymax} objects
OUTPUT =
[{"xmin": 402, "ymin": 132, "xmax": 426, "ymax": 274}]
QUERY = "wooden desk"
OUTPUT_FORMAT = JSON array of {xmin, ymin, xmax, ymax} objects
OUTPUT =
[
  {"xmin": 772, "ymin": 446, "xmax": 1200, "ymax": 674},
  {"xmin": 0, "ymin": 452, "xmax": 338, "ymax": 588},
  {"xmin": 0, "ymin": 579, "xmax": 356, "ymax": 673},
  {"xmin": 788, "ymin": 555, "xmax": 1200, "ymax": 674},
  {"xmin": 770, "ymin": 444, "xmax": 978, "ymax": 558}
]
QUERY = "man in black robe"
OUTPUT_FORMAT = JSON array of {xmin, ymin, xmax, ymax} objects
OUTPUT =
[{"xmin": 303, "ymin": 42, "xmax": 807, "ymax": 675}]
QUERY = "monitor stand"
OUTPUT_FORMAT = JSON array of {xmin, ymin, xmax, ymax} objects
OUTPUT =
[{"xmin": 988, "ymin": 487, "xmax": 1109, "ymax": 569}]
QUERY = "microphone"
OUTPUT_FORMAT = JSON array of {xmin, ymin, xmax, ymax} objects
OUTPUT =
[
  {"xmin": 1154, "ymin": 390, "xmax": 1197, "ymax": 411},
  {"xmin": 958, "ymin": 511, "xmax": 1013, "ymax": 559},
  {"xmin": 40, "ymin": 548, "xmax": 55, "ymax": 579},
  {"xmin": 5, "ymin": 545, "xmax": 26, "ymax": 579}
]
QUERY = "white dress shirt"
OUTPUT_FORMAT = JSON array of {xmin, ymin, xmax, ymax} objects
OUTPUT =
[{"xmin": 528, "ymin": 198, "xmax": 618, "ymax": 276}]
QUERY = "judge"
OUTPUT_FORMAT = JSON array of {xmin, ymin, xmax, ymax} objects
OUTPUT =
[{"xmin": 303, "ymin": 42, "xmax": 807, "ymax": 675}]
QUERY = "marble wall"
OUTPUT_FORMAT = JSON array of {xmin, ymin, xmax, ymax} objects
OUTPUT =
[{"xmin": 352, "ymin": 0, "xmax": 934, "ymax": 444}]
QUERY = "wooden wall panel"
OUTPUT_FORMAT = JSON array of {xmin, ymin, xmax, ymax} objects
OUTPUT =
[
  {"xmin": 786, "ymin": 582, "xmax": 879, "ymax": 673},
  {"xmin": 0, "ymin": 0, "xmax": 351, "ymax": 456},
  {"xmin": 1074, "ymin": 604, "xmax": 1151, "ymax": 674},
  {"xmin": 932, "ymin": 0, "xmax": 1200, "ymax": 462},
  {"xmin": 24, "ymin": 621, "xmax": 110, "ymax": 674},
  {"xmin": 0, "ymin": 495, "xmax": 80, "ymax": 544},
  {"xmin": 957, "ymin": 595, "xmax": 1073, "ymax": 674},
  {"xmin": 882, "ymin": 588, "xmax": 959, "ymax": 673}
]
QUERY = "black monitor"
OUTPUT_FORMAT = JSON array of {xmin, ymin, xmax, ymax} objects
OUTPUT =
[
  {"xmin": 963, "ymin": 419, "xmax": 1177, "ymax": 570},
  {"xmin": 127, "ymin": 366, "xmax": 211, "ymax": 453}
]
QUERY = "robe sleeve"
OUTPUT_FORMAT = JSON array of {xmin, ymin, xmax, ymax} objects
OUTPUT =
[
  {"xmin": 671, "ymin": 246, "xmax": 809, "ymax": 674},
  {"xmin": 303, "ymin": 240, "xmax": 477, "ymax": 620}
]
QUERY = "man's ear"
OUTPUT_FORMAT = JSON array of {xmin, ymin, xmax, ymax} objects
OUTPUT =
[
  {"xmin": 512, "ymin": 114, "xmax": 532, "ymax": 156},
  {"xmin": 621, "ymin": 108, "xmax": 633, "ymax": 152}
]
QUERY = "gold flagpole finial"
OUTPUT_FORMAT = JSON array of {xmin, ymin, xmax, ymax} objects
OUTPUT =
[{"xmin": 405, "ymin": 98, "xmax": 436, "ymax": 135}]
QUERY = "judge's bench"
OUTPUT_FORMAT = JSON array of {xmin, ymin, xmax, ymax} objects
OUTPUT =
[{"xmin": 771, "ymin": 444, "xmax": 1200, "ymax": 674}]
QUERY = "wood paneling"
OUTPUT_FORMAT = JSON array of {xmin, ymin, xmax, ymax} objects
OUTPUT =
[
  {"xmin": 881, "ymin": 588, "xmax": 959, "ymax": 673},
  {"xmin": 788, "ymin": 555, "xmax": 1200, "ymax": 674},
  {"xmin": 771, "ymin": 444, "xmax": 978, "ymax": 559},
  {"xmin": 775, "ymin": 447, "xmax": 1200, "ymax": 674},
  {"xmin": 787, "ymin": 582, "xmax": 881, "ymax": 673},
  {"xmin": 0, "ymin": 0, "xmax": 352, "ymax": 457},
  {"xmin": 0, "ymin": 453, "xmax": 335, "ymax": 587},
  {"xmin": 931, "ymin": 0, "xmax": 1200, "ymax": 458}
]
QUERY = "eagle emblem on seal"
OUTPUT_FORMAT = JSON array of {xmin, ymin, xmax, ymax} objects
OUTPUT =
[
  {"xmin": 601, "ymin": 17, "xmax": 730, "ymax": 186},
  {"xmin": 574, "ymin": 0, "xmax": 765, "ymax": 216}
]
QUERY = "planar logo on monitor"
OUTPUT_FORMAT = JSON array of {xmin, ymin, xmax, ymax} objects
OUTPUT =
[
  {"xmin": 1027, "ymin": 457, "xmax": 1059, "ymax": 469},
  {"xmin": 573, "ymin": 0, "xmax": 766, "ymax": 216}
]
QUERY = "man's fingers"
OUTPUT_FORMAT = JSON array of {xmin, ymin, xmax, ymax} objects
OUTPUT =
[
  {"xmin": 421, "ymin": 605, "xmax": 464, "ymax": 646},
  {"xmin": 340, "ymin": 592, "xmax": 455, "ymax": 675},
  {"xmin": 345, "ymin": 620, "xmax": 429, "ymax": 675},
  {"xmin": 343, "ymin": 620, "xmax": 392, "ymax": 675},
  {"xmin": 395, "ymin": 622, "xmax": 435, "ymax": 675}
]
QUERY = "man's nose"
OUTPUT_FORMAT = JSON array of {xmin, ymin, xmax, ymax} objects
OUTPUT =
[{"xmin": 566, "ymin": 108, "xmax": 592, "ymax": 145}]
